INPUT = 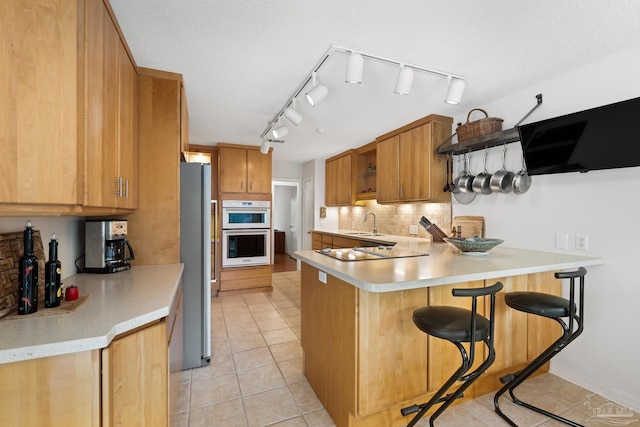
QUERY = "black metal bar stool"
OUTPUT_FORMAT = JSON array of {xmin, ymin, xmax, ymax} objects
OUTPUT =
[
  {"xmin": 401, "ymin": 281, "xmax": 504, "ymax": 427},
  {"xmin": 494, "ymin": 267, "xmax": 587, "ymax": 427}
]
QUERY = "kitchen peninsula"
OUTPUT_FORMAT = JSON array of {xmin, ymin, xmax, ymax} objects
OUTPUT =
[
  {"xmin": 0, "ymin": 264, "xmax": 184, "ymax": 427},
  {"xmin": 294, "ymin": 235, "xmax": 603, "ymax": 427}
]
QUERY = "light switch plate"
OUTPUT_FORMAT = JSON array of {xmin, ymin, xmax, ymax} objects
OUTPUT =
[
  {"xmin": 318, "ymin": 271, "xmax": 327, "ymax": 284},
  {"xmin": 555, "ymin": 233, "xmax": 568, "ymax": 249},
  {"xmin": 409, "ymin": 225, "xmax": 419, "ymax": 235}
]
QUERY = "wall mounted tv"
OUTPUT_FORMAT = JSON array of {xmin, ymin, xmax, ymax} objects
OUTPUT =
[{"xmin": 518, "ymin": 96, "xmax": 640, "ymax": 175}]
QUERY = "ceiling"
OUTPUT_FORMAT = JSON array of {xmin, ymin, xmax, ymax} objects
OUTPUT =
[{"xmin": 109, "ymin": 0, "xmax": 640, "ymax": 165}]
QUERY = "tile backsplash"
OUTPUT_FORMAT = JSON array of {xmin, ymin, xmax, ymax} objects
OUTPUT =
[{"xmin": 337, "ymin": 201, "xmax": 451, "ymax": 240}]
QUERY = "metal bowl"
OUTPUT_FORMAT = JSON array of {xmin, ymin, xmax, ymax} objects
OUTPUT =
[{"xmin": 443, "ymin": 237, "xmax": 504, "ymax": 253}]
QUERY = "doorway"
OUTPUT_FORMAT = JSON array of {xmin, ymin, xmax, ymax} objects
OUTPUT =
[{"xmin": 272, "ymin": 179, "xmax": 301, "ymax": 272}]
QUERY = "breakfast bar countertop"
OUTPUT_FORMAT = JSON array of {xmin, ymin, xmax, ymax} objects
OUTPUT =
[
  {"xmin": 295, "ymin": 233, "xmax": 604, "ymax": 293},
  {"xmin": 0, "ymin": 263, "xmax": 184, "ymax": 365}
]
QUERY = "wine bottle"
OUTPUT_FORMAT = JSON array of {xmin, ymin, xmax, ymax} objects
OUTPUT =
[
  {"xmin": 18, "ymin": 220, "xmax": 39, "ymax": 315},
  {"xmin": 44, "ymin": 233, "xmax": 62, "ymax": 308}
]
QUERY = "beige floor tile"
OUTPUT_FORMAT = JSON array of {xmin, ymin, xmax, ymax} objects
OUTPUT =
[
  {"xmin": 190, "ymin": 373, "xmax": 241, "ymax": 409},
  {"xmin": 225, "ymin": 312, "xmax": 257, "ymax": 326},
  {"xmin": 243, "ymin": 386, "xmax": 301, "ymax": 427},
  {"xmin": 303, "ymin": 409, "xmax": 337, "ymax": 426},
  {"xmin": 267, "ymin": 416, "xmax": 308, "ymax": 426},
  {"xmin": 247, "ymin": 302, "xmax": 276, "ymax": 313},
  {"xmin": 263, "ymin": 328, "xmax": 298, "ymax": 346},
  {"xmin": 278, "ymin": 358, "xmax": 306, "ymax": 385},
  {"xmin": 233, "ymin": 346, "xmax": 275, "ymax": 372},
  {"xmin": 289, "ymin": 381, "xmax": 324, "ymax": 413},
  {"xmin": 191, "ymin": 353, "xmax": 235, "ymax": 381},
  {"xmin": 291, "ymin": 325, "xmax": 302, "ymax": 339},
  {"xmin": 175, "ymin": 382, "xmax": 190, "ymax": 413},
  {"xmin": 422, "ymin": 401, "xmax": 489, "ymax": 426},
  {"xmin": 229, "ymin": 332, "xmax": 267, "ymax": 353},
  {"xmin": 173, "ymin": 410, "xmax": 189, "ymax": 427},
  {"xmin": 251, "ymin": 309, "xmax": 282, "ymax": 321},
  {"xmin": 269, "ymin": 340, "xmax": 303, "ymax": 363},
  {"xmin": 179, "ymin": 368, "xmax": 191, "ymax": 384},
  {"xmin": 237, "ymin": 363, "xmax": 286, "ymax": 396},
  {"xmin": 188, "ymin": 398, "xmax": 248, "ymax": 427},
  {"xmin": 277, "ymin": 307, "xmax": 301, "ymax": 318},
  {"xmin": 493, "ymin": 393, "xmax": 550, "ymax": 426},
  {"xmin": 257, "ymin": 317, "xmax": 290, "ymax": 332},
  {"xmin": 283, "ymin": 315, "xmax": 301, "ymax": 327},
  {"xmin": 227, "ymin": 320, "xmax": 261, "ymax": 337},
  {"xmin": 211, "ymin": 338, "xmax": 232, "ymax": 357}
]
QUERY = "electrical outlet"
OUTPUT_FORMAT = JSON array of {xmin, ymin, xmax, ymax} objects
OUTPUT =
[
  {"xmin": 576, "ymin": 234, "xmax": 589, "ymax": 250},
  {"xmin": 555, "ymin": 233, "xmax": 568, "ymax": 250},
  {"xmin": 318, "ymin": 271, "xmax": 327, "ymax": 284},
  {"xmin": 409, "ymin": 225, "xmax": 419, "ymax": 235},
  {"xmin": 351, "ymin": 221, "xmax": 355, "ymax": 229}
]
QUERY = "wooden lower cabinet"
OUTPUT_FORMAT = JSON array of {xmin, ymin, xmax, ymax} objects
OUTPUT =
[
  {"xmin": 218, "ymin": 265, "xmax": 272, "ymax": 295},
  {"xmin": 0, "ymin": 350, "xmax": 101, "ymax": 427},
  {"xmin": 102, "ymin": 321, "xmax": 168, "ymax": 427},
  {"xmin": 300, "ymin": 263, "xmax": 560, "ymax": 427}
]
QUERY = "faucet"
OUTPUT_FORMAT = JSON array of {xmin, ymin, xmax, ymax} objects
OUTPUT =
[{"xmin": 364, "ymin": 211, "xmax": 377, "ymax": 235}]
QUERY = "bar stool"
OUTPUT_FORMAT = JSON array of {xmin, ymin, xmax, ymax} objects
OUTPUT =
[
  {"xmin": 494, "ymin": 267, "xmax": 587, "ymax": 427},
  {"xmin": 401, "ymin": 281, "xmax": 504, "ymax": 427}
]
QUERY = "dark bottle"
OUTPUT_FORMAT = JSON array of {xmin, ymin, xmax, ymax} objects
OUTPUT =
[
  {"xmin": 44, "ymin": 233, "xmax": 62, "ymax": 308},
  {"xmin": 18, "ymin": 220, "xmax": 39, "ymax": 315}
]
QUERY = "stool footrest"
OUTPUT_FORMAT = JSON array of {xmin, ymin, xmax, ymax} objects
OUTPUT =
[{"xmin": 400, "ymin": 393, "xmax": 463, "ymax": 416}]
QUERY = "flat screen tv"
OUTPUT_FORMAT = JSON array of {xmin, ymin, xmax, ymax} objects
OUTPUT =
[{"xmin": 518, "ymin": 96, "xmax": 640, "ymax": 175}]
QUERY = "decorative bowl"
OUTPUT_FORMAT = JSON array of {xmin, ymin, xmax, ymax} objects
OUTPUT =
[{"xmin": 443, "ymin": 237, "xmax": 504, "ymax": 254}]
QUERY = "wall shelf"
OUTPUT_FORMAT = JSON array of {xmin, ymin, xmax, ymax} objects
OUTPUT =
[
  {"xmin": 436, "ymin": 128, "xmax": 520, "ymax": 155},
  {"xmin": 437, "ymin": 94, "xmax": 543, "ymax": 155}
]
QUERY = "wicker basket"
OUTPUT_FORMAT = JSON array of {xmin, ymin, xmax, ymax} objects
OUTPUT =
[{"xmin": 456, "ymin": 109, "xmax": 503, "ymax": 142}]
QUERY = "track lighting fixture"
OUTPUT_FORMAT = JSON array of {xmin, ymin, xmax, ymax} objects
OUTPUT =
[
  {"xmin": 259, "ymin": 44, "xmax": 466, "ymax": 152},
  {"xmin": 394, "ymin": 64, "xmax": 414, "ymax": 95},
  {"xmin": 283, "ymin": 98, "xmax": 303, "ymax": 126},
  {"xmin": 445, "ymin": 77, "xmax": 466, "ymax": 104},
  {"xmin": 260, "ymin": 139, "xmax": 271, "ymax": 154},
  {"xmin": 345, "ymin": 51, "xmax": 364, "ymax": 84},
  {"xmin": 305, "ymin": 72, "xmax": 328, "ymax": 107}
]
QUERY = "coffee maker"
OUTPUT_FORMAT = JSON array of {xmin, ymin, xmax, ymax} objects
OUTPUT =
[{"xmin": 85, "ymin": 219, "xmax": 135, "ymax": 273}]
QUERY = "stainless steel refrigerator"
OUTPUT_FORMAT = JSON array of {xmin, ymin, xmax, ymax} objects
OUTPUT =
[{"xmin": 180, "ymin": 162, "xmax": 212, "ymax": 369}]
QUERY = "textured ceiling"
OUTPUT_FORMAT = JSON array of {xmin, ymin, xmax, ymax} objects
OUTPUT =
[{"xmin": 109, "ymin": 0, "xmax": 640, "ymax": 164}]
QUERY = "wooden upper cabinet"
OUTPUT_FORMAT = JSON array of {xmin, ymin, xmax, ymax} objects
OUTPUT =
[
  {"xmin": 0, "ymin": 0, "xmax": 82, "ymax": 206},
  {"xmin": 376, "ymin": 114, "xmax": 452, "ymax": 204},
  {"xmin": 219, "ymin": 145, "xmax": 272, "ymax": 195},
  {"xmin": 84, "ymin": 0, "xmax": 138, "ymax": 209},
  {"xmin": 325, "ymin": 150, "xmax": 354, "ymax": 206}
]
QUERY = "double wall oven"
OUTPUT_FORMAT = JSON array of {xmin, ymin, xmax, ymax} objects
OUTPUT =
[{"xmin": 221, "ymin": 200, "xmax": 271, "ymax": 268}]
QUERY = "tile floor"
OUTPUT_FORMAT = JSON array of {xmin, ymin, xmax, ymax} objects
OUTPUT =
[{"xmin": 175, "ymin": 270, "xmax": 631, "ymax": 427}]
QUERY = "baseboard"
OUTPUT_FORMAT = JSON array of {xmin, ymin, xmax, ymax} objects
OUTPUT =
[{"xmin": 550, "ymin": 363, "xmax": 640, "ymax": 411}]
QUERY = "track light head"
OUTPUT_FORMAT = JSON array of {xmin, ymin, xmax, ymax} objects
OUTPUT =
[
  {"xmin": 394, "ymin": 65, "xmax": 414, "ymax": 95},
  {"xmin": 284, "ymin": 106, "xmax": 303, "ymax": 126},
  {"xmin": 445, "ymin": 77, "xmax": 466, "ymax": 104},
  {"xmin": 305, "ymin": 72, "xmax": 328, "ymax": 106},
  {"xmin": 271, "ymin": 125, "xmax": 288, "ymax": 139},
  {"xmin": 260, "ymin": 140, "xmax": 271, "ymax": 154},
  {"xmin": 345, "ymin": 51, "xmax": 364, "ymax": 84}
]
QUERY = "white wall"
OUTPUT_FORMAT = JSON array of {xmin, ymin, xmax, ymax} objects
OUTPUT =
[
  {"xmin": 453, "ymin": 46, "xmax": 640, "ymax": 409},
  {"xmin": 0, "ymin": 217, "xmax": 83, "ymax": 280}
]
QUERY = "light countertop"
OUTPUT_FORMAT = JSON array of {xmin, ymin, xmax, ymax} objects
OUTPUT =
[
  {"xmin": 296, "ymin": 231, "xmax": 603, "ymax": 292},
  {"xmin": 0, "ymin": 263, "xmax": 184, "ymax": 365}
]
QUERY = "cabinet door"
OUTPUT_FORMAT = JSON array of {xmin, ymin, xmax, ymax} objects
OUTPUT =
[
  {"xmin": 102, "ymin": 321, "xmax": 168, "ymax": 427},
  {"xmin": 117, "ymin": 41, "xmax": 139, "ymax": 209},
  {"xmin": 376, "ymin": 136, "xmax": 400, "ymax": 203},
  {"xmin": 219, "ymin": 147, "xmax": 247, "ymax": 193},
  {"xmin": 0, "ymin": 0, "xmax": 80, "ymax": 205},
  {"xmin": 325, "ymin": 158, "xmax": 338, "ymax": 205},
  {"xmin": 336, "ymin": 154, "xmax": 352, "ymax": 205},
  {"xmin": 85, "ymin": 0, "xmax": 120, "ymax": 208},
  {"xmin": 399, "ymin": 124, "xmax": 432, "ymax": 201},
  {"xmin": 247, "ymin": 148, "xmax": 271, "ymax": 193}
]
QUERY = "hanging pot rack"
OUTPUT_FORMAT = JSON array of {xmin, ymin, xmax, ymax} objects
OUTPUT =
[{"xmin": 437, "ymin": 94, "xmax": 543, "ymax": 155}]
